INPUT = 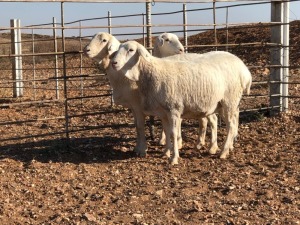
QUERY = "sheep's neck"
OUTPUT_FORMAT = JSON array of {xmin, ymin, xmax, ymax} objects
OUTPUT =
[{"xmin": 101, "ymin": 55, "xmax": 111, "ymax": 70}]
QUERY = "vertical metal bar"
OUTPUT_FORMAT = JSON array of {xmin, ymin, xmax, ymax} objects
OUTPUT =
[
  {"xmin": 53, "ymin": 17, "xmax": 59, "ymax": 100},
  {"xmin": 108, "ymin": 11, "xmax": 112, "ymax": 34},
  {"xmin": 61, "ymin": 2, "xmax": 70, "ymax": 140},
  {"xmin": 183, "ymin": 3, "xmax": 188, "ymax": 53},
  {"xmin": 270, "ymin": 2, "xmax": 283, "ymax": 115},
  {"xmin": 11, "ymin": 19, "xmax": 23, "ymax": 98},
  {"xmin": 107, "ymin": 11, "xmax": 114, "ymax": 107},
  {"xmin": 213, "ymin": 1, "xmax": 217, "ymax": 50},
  {"xmin": 226, "ymin": 7, "xmax": 229, "ymax": 52},
  {"xmin": 282, "ymin": 2, "xmax": 289, "ymax": 111},
  {"xmin": 146, "ymin": 2, "xmax": 152, "ymax": 53},
  {"xmin": 142, "ymin": 13, "xmax": 145, "ymax": 47},
  {"xmin": 79, "ymin": 21, "xmax": 84, "ymax": 105},
  {"xmin": 32, "ymin": 28, "xmax": 36, "ymax": 100}
]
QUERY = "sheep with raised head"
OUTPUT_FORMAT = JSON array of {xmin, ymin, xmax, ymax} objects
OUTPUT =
[
  {"xmin": 84, "ymin": 32, "xmax": 148, "ymax": 157},
  {"xmin": 112, "ymin": 41, "xmax": 250, "ymax": 165},
  {"xmin": 152, "ymin": 32, "xmax": 185, "ymax": 57}
]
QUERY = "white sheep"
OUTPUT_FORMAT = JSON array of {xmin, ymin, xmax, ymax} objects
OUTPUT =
[
  {"xmin": 152, "ymin": 32, "xmax": 184, "ymax": 57},
  {"xmin": 112, "ymin": 41, "xmax": 250, "ymax": 165},
  {"xmin": 84, "ymin": 32, "xmax": 148, "ymax": 157},
  {"xmin": 165, "ymin": 53, "xmax": 252, "ymax": 152}
]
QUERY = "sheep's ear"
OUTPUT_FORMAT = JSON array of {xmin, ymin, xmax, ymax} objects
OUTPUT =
[
  {"xmin": 107, "ymin": 38, "xmax": 119, "ymax": 55},
  {"xmin": 157, "ymin": 35, "xmax": 165, "ymax": 46},
  {"xmin": 137, "ymin": 45, "xmax": 151, "ymax": 62},
  {"xmin": 108, "ymin": 43, "xmax": 117, "ymax": 55}
]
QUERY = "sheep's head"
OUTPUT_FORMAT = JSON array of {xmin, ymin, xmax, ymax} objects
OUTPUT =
[
  {"xmin": 83, "ymin": 32, "xmax": 120, "ymax": 64},
  {"xmin": 155, "ymin": 33, "xmax": 184, "ymax": 57},
  {"xmin": 111, "ymin": 41, "xmax": 151, "ymax": 81}
]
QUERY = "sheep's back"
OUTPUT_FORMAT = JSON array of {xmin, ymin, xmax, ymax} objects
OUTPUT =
[{"xmin": 138, "ymin": 58, "xmax": 228, "ymax": 117}]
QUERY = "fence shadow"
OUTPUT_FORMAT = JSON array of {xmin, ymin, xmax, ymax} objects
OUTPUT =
[{"xmin": 0, "ymin": 136, "xmax": 137, "ymax": 165}]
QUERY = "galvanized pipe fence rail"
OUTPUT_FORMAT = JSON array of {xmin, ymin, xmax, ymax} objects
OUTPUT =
[{"xmin": 0, "ymin": 0, "xmax": 299, "ymax": 146}]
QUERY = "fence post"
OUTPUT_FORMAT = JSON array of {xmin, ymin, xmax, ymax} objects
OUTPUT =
[
  {"xmin": 108, "ymin": 11, "xmax": 112, "ymax": 34},
  {"xmin": 213, "ymin": 1, "xmax": 217, "ymax": 50},
  {"xmin": 226, "ymin": 7, "xmax": 229, "ymax": 52},
  {"xmin": 282, "ymin": 2, "xmax": 289, "ymax": 112},
  {"xmin": 10, "ymin": 19, "xmax": 23, "ymax": 98},
  {"xmin": 31, "ymin": 28, "xmax": 36, "ymax": 100},
  {"xmin": 270, "ymin": 2, "xmax": 283, "ymax": 115},
  {"xmin": 107, "ymin": 11, "xmax": 114, "ymax": 107},
  {"xmin": 53, "ymin": 17, "xmax": 59, "ymax": 100},
  {"xmin": 183, "ymin": 3, "xmax": 188, "ymax": 53},
  {"xmin": 61, "ymin": 2, "xmax": 70, "ymax": 141},
  {"xmin": 146, "ymin": 2, "xmax": 152, "ymax": 53}
]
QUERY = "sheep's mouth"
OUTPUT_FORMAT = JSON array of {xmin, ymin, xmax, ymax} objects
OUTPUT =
[{"xmin": 111, "ymin": 63, "xmax": 119, "ymax": 70}]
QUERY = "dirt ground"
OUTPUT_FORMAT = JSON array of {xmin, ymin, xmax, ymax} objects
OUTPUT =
[{"xmin": 0, "ymin": 22, "xmax": 300, "ymax": 224}]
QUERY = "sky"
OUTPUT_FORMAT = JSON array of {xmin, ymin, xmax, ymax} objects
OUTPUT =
[{"xmin": 0, "ymin": 1, "xmax": 299, "ymax": 39}]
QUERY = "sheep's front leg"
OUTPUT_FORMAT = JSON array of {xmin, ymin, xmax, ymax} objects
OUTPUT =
[
  {"xmin": 169, "ymin": 114, "xmax": 181, "ymax": 165},
  {"xmin": 132, "ymin": 109, "xmax": 147, "ymax": 157},
  {"xmin": 207, "ymin": 114, "xmax": 219, "ymax": 155}
]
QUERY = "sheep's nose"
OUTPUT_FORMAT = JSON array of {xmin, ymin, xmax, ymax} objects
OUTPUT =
[
  {"xmin": 111, "ymin": 61, "xmax": 118, "ymax": 69},
  {"xmin": 83, "ymin": 46, "xmax": 90, "ymax": 53},
  {"xmin": 179, "ymin": 48, "xmax": 184, "ymax": 53}
]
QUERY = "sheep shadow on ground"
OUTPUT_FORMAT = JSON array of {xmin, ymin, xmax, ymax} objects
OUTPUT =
[{"xmin": 0, "ymin": 136, "xmax": 137, "ymax": 165}]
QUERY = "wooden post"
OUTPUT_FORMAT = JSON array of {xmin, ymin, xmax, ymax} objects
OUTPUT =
[
  {"xmin": 10, "ymin": 19, "xmax": 23, "ymax": 97},
  {"xmin": 270, "ymin": 2, "xmax": 283, "ymax": 115}
]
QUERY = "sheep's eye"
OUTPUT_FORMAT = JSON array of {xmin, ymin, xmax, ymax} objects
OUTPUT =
[
  {"xmin": 102, "ymin": 39, "xmax": 107, "ymax": 42},
  {"xmin": 129, "ymin": 49, "xmax": 134, "ymax": 52},
  {"xmin": 165, "ymin": 39, "xmax": 170, "ymax": 42}
]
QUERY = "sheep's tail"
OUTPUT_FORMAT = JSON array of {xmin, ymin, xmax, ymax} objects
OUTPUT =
[
  {"xmin": 245, "ymin": 74, "xmax": 252, "ymax": 95},
  {"xmin": 241, "ymin": 67, "xmax": 252, "ymax": 96}
]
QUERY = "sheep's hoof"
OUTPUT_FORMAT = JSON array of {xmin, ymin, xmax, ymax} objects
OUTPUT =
[
  {"xmin": 178, "ymin": 139, "xmax": 183, "ymax": 150},
  {"xmin": 195, "ymin": 140, "xmax": 205, "ymax": 150},
  {"xmin": 209, "ymin": 144, "xmax": 219, "ymax": 155},
  {"xmin": 134, "ymin": 148, "xmax": 147, "ymax": 158},
  {"xmin": 219, "ymin": 151, "xmax": 229, "ymax": 159},
  {"xmin": 159, "ymin": 139, "xmax": 166, "ymax": 146},
  {"xmin": 138, "ymin": 152, "xmax": 147, "ymax": 158},
  {"xmin": 162, "ymin": 150, "xmax": 171, "ymax": 158},
  {"xmin": 169, "ymin": 157, "xmax": 179, "ymax": 165}
]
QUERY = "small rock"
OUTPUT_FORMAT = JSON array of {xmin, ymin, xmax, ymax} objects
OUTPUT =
[
  {"xmin": 83, "ymin": 213, "xmax": 97, "ymax": 222},
  {"xmin": 133, "ymin": 213, "xmax": 143, "ymax": 219},
  {"xmin": 155, "ymin": 190, "xmax": 163, "ymax": 198}
]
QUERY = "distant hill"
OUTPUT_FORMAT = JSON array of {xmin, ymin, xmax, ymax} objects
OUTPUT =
[{"xmin": 187, "ymin": 20, "xmax": 300, "ymax": 66}]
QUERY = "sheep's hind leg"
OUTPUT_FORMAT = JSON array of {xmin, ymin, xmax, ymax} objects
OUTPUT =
[
  {"xmin": 220, "ymin": 111, "xmax": 235, "ymax": 159},
  {"xmin": 195, "ymin": 117, "xmax": 208, "ymax": 150},
  {"xmin": 161, "ymin": 119, "xmax": 171, "ymax": 158},
  {"xmin": 159, "ymin": 129, "xmax": 166, "ymax": 146},
  {"xmin": 207, "ymin": 114, "xmax": 219, "ymax": 155},
  {"xmin": 160, "ymin": 117, "xmax": 182, "ymax": 150}
]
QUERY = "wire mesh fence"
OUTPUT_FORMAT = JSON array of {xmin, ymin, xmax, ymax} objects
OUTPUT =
[{"xmin": 0, "ymin": 0, "xmax": 299, "ymax": 146}]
